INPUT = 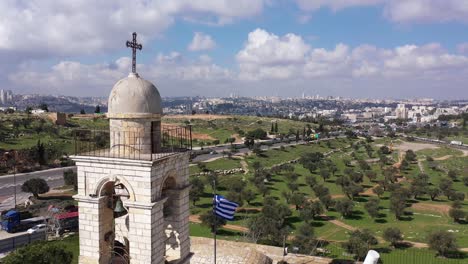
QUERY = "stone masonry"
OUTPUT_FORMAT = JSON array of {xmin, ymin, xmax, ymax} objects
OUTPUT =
[{"xmin": 73, "ymin": 152, "xmax": 191, "ymax": 264}]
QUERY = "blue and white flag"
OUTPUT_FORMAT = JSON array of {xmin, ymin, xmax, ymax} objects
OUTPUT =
[{"xmin": 214, "ymin": 194, "xmax": 239, "ymax": 220}]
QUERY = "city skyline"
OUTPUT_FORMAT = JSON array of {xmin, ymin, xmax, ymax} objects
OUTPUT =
[{"xmin": 1, "ymin": 1, "xmax": 468, "ymax": 99}]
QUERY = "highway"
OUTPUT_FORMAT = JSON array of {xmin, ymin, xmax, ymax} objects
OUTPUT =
[{"xmin": 0, "ymin": 167, "xmax": 75, "ymax": 211}]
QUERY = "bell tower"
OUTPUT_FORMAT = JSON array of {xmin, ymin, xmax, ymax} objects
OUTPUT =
[{"xmin": 73, "ymin": 32, "xmax": 192, "ymax": 264}]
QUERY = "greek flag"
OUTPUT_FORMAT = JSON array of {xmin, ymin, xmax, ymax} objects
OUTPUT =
[{"xmin": 214, "ymin": 194, "xmax": 239, "ymax": 220}]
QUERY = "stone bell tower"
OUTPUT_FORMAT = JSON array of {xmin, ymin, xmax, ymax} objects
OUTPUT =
[{"xmin": 73, "ymin": 32, "xmax": 192, "ymax": 264}]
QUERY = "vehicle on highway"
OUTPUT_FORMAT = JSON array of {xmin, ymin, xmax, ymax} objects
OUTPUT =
[
  {"xmin": 1, "ymin": 210, "xmax": 47, "ymax": 233},
  {"xmin": 27, "ymin": 223, "xmax": 47, "ymax": 234}
]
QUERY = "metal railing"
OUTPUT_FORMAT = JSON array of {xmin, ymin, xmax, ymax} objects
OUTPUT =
[{"xmin": 73, "ymin": 125, "xmax": 192, "ymax": 161}]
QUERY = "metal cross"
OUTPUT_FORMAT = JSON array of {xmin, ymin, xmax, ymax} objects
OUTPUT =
[{"xmin": 126, "ymin": 32, "xmax": 143, "ymax": 73}]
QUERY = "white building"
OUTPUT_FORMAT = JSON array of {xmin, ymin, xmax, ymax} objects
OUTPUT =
[
  {"xmin": 0, "ymin": 89, "xmax": 13, "ymax": 105},
  {"xmin": 395, "ymin": 104, "xmax": 408, "ymax": 119}
]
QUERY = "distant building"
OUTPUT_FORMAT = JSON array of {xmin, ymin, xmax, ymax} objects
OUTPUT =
[
  {"xmin": 47, "ymin": 112, "xmax": 67, "ymax": 125},
  {"xmin": 31, "ymin": 109, "xmax": 46, "ymax": 114},
  {"xmin": 0, "ymin": 89, "xmax": 13, "ymax": 105},
  {"xmin": 395, "ymin": 104, "xmax": 408, "ymax": 119}
]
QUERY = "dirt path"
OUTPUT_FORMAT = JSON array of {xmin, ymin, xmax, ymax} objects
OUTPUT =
[
  {"xmin": 239, "ymin": 159, "xmax": 249, "ymax": 174},
  {"xmin": 361, "ymin": 184, "xmax": 378, "ymax": 196},
  {"xmin": 434, "ymin": 155, "xmax": 453, "ymax": 161},
  {"xmin": 417, "ymin": 160, "xmax": 425, "ymax": 173},
  {"xmin": 411, "ymin": 202, "xmax": 451, "ymax": 217},
  {"xmin": 327, "ymin": 219, "xmax": 357, "ymax": 231}
]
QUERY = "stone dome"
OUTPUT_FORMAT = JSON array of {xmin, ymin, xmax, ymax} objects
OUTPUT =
[{"xmin": 107, "ymin": 73, "xmax": 162, "ymax": 118}]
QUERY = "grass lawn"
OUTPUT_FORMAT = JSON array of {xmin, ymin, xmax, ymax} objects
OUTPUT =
[
  {"xmin": 416, "ymin": 147, "xmax": 464, "ymax": 159},
  {"xmin": 163, "ymin": 115, "xmax": 314, "ymax": 146}
]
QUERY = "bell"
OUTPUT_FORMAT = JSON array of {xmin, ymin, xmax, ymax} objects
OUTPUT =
[{"xmin": 114, "ymin": 197, "xmax": 127, "ymax": 214}]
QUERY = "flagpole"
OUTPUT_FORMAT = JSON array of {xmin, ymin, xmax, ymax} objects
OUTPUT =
[{"xmin": 213, "ymin": 179, "xmax": 217, "ymax": 264}]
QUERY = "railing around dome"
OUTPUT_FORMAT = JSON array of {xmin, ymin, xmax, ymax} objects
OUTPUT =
[{"xmin": 72, "ymin": 125, "xmax": 192, "ymax": 161}]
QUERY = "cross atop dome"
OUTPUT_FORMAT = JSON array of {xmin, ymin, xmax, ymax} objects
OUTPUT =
[{"xmin": 126, "ymin": 32, "xmax": 142, "ymax": 74}]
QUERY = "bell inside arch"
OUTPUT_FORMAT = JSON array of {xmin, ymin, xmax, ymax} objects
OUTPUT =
[{"xmin": 113, "ymin": 196, "xmax": 127, "ymax": 217}]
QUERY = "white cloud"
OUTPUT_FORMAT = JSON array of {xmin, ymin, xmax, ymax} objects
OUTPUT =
[
  {"xmin": 9, "ymin": 53, "xmax": 233, "ymax": 96},
  {"xmin": 295, "ymin": 0, "xmax": 468, "ymax": 24},
  {"xmin": 457, "ymin": 43, "xmax": 468, "ymax": 54},
  {"xmin": 0, "ymin": 0, "xmax": 266, "ymax": 57},
  {"xmin": 295, "ymin": 0, "xmax": 382, "ymax": 12},
  {"xmin": 236, "ymin": 29, "xmax": 310, "ymax": 80},
  {"xmin": 234, "ymin": 29, "xmax": 468, "ymax": 98},
  {"xmin": 7, "ymin": 28, "xmax": 468, "ymax": 99},
  {"xmin": 188, "ymin": 32, "xmax": 217, "ymax": 51},
  {"xmin": 384, "ymin": 0, "xmax": 468, "ymax": 23}
]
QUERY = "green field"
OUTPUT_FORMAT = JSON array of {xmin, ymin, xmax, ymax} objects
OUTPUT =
[{"xmin": 189, "ymin": 135, "xmax": 468, "ymax": 262}]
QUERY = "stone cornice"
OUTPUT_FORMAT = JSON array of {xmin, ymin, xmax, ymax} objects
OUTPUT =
[
  {"xmin": 70, "ymin": 155, "xmax": 154, "ymax": 167},
  {"xmin": 106, "ymin": 113, "xmax": 162, "ymax": 120}
]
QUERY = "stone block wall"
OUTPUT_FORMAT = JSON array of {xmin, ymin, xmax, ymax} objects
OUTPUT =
[{"xmin": 73, "ymin": 152, "xmax": 191, "ymax": 264}]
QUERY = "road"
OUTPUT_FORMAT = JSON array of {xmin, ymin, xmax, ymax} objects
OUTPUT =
[
  {"xmin": 0, "ymin": 167, "xmax": 75, "ymax": 211},
  {"xmin": 191, "ymin": 137, "xmax": 338, "ymax": 163}
]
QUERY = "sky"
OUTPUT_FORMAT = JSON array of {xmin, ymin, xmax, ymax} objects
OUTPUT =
[{"xmin": 1, "ymin": 0, "xmax": 468, "ymax": 99}]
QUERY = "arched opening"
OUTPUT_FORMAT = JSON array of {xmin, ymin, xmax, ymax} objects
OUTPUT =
[
  {"xmin": 161, "ymin": 177, "xmax": 176, "ymax": 218},
  {"xmin": 99, "ymin": 180, "xmax": 131, "ymax": 264}
]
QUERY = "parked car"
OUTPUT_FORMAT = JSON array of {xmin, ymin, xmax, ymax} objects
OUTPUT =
[{"xmin": 27, "ymin": 223, "xmax": 47, "ymax": 234}]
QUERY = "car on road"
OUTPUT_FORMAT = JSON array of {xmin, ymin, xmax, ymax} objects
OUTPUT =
[{"xmin": 26, "ymin": 224, "xmax": 47, "ymax": 234}]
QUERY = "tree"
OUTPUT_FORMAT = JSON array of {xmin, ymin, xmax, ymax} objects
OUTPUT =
[
  {"xmin": 462, "ymin": 176, "xmax": 468, "ymax": 186},
  {"xmin": 365, "ymin": 170, "xmax": 377, "ymax": 182},
  {"xmin": 290, "ymin": 223, "xmax": 316, "ymax": 254},
  {"xmin": 247, "ymin": 196, "xmax": 291, "ymax": 245},
  {"xmin": 21, "ymin": 178, "xmax": 49, "ymax": 198},
  {"xmin": 410, "ymin": 173, "xmax": 429, "ymax": 199},
  {"xmin": 242, "ymin": 189, "xmax": 256, "ymax": 205},
  {"xmin": 427, "ymin": 230, "xmax": 459, "ymax": 257},
  {"xmin": 247, "ymin": 128, "xmax": 267, "ymax": 140},
  {"xmin": 94, "ymin": 105, "xmax": 101, "ymax": 114},
  {"xmin": 358, "ymin": 160, "xmax": 371, "ymax": 171},
  {"xmin": 34, "ymin": 140, "xmax": 47, "ymax": 166},
  {"xmin": 63, "ymin": 169, "xmax": 77, "ymax": 191},
  {"xmin": 2, "ymin": 241, "xmax": 73, "ymax": 264},
  {"xmin": 343, "ymin": 182, "xmax": 363, "ymax": 200},
  {"xmin": 373, "ymin": 185, "xmax": 384, "ymax": 198},
  {"xmin": 343, "ymin": 158, "xmax": 352, "ymax": 167},
  {"xmin": 364, "ymin": 197, "xmax": 380, "ymax": 219},
  {"xmin": 290, "ymin": 193, "xmax": 306, "ymax": 210},
  {"xmin": 389, "ymin": 187, "xmax": 410, "ymax": 220},
  {"xmin": 312, "ymin": 184, "xmax": 329, "ymax": 198},
  {"xmin": 383, "ymin": 227, "xmax": 403, "ymax": 248},
  {"xmin": 319, "ymin": 168, "xmax": 330, "ymax": 182},
  {"xmin": 428, "ymin": 188, "xmax": 441, "ymax": 201},
  {"xmin": 200, "ymin": 211, "xmax": 226, "ymax": 233},
  {"xmin": 318, "ymin": 194, "xmax": 334, "ymax": 210},
  {"xmin": 335, "ymin": 199, "xmax": 354, "ymax": 218},
  {"xmin": 274, "ymin": 122, "xmax": 278, "ymax": 133},
  {"xmin": 439, "ymin": 178, "xmax": 454, "ymax": 199},
  {"xmin": 39, "ymin": 103, "xmax": 49, "ymax": 112},
  {"xmin": 189, "ymin": 177, "xmax": 205, "ymax": 205},
  {"xmin": 379, "ymin": 145, "xmax": 391, "ymax": 154},
  {"xmin": 305, "ymin": 175, "xmax": 317, "ymax": 187},
  {"xmin": 405, "ymin": 149, "xmax": 417, "ymax": 162},
  {"xmin": 343, "ymin": 229, "xmax": 378, "ymax": 260},
  {"xmin": 80, "ymin": 109, "xmax": 86, "ymax": 114},
  {"xmin": 449, "ymin": 208, "xmax": 466, "ymax": 223},
  {"xmin": 300, "ymin": 201, "xmax": 323, "ymax": 222},
  {"xmin": 447, "ymin": 170, "xmax": 458, "ymax": 181}
]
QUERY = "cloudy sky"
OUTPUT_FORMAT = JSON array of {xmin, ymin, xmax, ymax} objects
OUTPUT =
[{"xmin": 1, "ymin": 0, "xmax": 468, "ymax": 99}]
